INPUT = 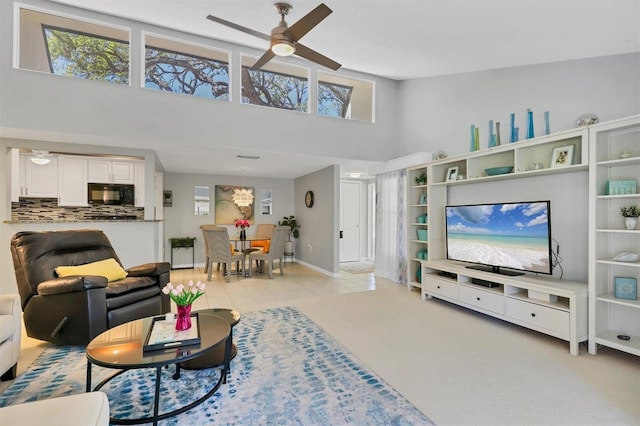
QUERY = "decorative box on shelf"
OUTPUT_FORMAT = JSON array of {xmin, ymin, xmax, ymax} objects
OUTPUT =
[{"xmin": 606, "ymin": 180, "xmax": 637, "ymax": 195}]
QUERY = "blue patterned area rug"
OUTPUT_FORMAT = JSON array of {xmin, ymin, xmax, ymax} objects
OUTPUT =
[{"xmin": 0, "ymin": 307, "xmax": 433, "ymax": 425}]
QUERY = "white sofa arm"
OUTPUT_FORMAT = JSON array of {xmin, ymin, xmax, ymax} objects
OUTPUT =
[
  {"xmin": 0, "ymin": 391, "xmax": 110, "ymax": 425},
  {"xmin": 0, "ymin": 294, "xmax": 21, "ymax": 381}
]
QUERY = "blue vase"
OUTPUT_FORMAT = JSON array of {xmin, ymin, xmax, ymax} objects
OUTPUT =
[
  {"xmin": 470, "ymin": 124, "xmax": 476, "ymax": 152},
  {"xmin": 526, "ymin": 109, "xmax": 534, "ymax": 139},
  {"xmin": 509, "ymin": 113, "xmax": 517, "ymax": 143},
  {"xmin": 488, "ymin": 120, "xmax": 496, "ymax": 148},
  {"xmin": 544, "ymin": 111, "xmax": 550, "ymax": 135}
]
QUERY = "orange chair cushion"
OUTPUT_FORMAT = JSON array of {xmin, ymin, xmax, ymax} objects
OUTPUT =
[{"xmin": 251, "ymin": 240, "xmax": 270, "ymax": 253}]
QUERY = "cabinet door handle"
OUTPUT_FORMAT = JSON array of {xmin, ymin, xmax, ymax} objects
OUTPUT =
[
  {"xmin": 437, "ymin": 285, "xmax": 441, "ymax": 289},
  {"xmin": 531, "ymin": 313, "xmax": 536, "ymax": 317},
  {"xmin": 476, "ymin": 297, "xmax": 481, "ymax": 301}
]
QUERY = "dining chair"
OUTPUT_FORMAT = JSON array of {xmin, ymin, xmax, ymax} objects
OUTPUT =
[
  {"xmin": 249, "ymin": 223, "xmax": 276, "ymax": 267},
  {"xmin": 248, "ymin": 226, "xmax": 288, "ymax": 278},
  {"xmin": 202, "ymin": 228, "xmax": 244, "ymax": 281},
  {"xmin": 200, "ymin": 224, "xmax": 218, "ymax": 274}
]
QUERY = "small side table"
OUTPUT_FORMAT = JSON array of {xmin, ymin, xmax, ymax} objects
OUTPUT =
[{"xmin": 169, "ymin": 237, "xmax": 196, "ymax": 270}]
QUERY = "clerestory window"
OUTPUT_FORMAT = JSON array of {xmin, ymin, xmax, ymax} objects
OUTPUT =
[
  {"xmin": 318, "ymin": 72, "xmax": 374, "ymax": 122},
  {"xmin": 240, "ymin": 56, "xmax": 309, "ymax": 112},
  {"xmin": 145, "ymin": 35, "xmax": 229, "ymax": 100},
  {"xmin": 19, "ymin": 8, "xmax": 130, "ymax": 84},
  {"xmin": 43, "ymin": 25, "xmax": 129, "ymax": 83}
]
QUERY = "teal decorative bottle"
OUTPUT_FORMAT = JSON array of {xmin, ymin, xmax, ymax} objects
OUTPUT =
[
  {"xmin": 526, "ymin": 109, "xmax": 534, "ymax": 139},
  {"xmin": 544, "ymin": 111, "xmax": 550, "ymax": 135},
  {"xmin": 470, "ymin": 124, "xmax": 476, "ymax": 152},
  {"xmin": 510, "ymin": 113, "xmax": 517, "ymax": 143},
  {"xmin": 488, "ymin": 120, "xmax": 496, "ymax": 148}
]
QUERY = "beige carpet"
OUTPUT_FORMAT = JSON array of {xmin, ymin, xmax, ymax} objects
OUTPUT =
[{"xmin": 340, "ymin": 261, "xmax": 374, "ymax": 274}]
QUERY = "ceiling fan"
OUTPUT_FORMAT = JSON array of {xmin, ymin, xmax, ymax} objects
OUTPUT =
[{"xmin": 206, "ymin": 3, "xmax": 341, "ymax": 71}]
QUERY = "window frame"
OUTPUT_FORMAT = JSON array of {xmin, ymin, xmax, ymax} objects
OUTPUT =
[{"xmin": 15, "ymin": 4, "xmax": 132, "ymax": 83}]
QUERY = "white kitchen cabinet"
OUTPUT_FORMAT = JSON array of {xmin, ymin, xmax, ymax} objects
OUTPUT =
[
  {"xmin": 134, "ymin": 162, "xmax": 145, "ymax": 207},
  {"xmin": 19, "ymin": 154, "xmax": 58, "ymax": 198},
  {"xmin": 58, "ymin": 156, "xmax": 89, "ymax": 206},
  {"xmin": 88, "ymin": 159, "xmax": 135, "ymax": 184}
]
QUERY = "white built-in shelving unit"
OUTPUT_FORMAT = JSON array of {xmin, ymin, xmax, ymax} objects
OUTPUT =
[
  {"xmin": 406, "ymin": 165, "xmax": 429, "ymax": 290},
  {"xmin": 588, "ymin": 115, "xmax": 640, "ymax": 357}
]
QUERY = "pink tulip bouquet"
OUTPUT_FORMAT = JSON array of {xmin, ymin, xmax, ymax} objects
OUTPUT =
[{"xmin": 161, "ymin": 280, "xmax": 206, "ymax": 306}]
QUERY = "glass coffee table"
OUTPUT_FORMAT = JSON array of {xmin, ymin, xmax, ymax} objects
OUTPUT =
[{"xmin": 86, "ymin": 314, "xmax": 231, "ymax": 425}]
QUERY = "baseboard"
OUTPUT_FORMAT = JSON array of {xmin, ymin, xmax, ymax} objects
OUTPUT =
[{"xmin": 295, "ymin": 259, "xmax": 339, "ymax": 278}]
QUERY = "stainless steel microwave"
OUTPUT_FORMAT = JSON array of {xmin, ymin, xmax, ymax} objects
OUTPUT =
[{"xmin": 88, "ymin": 183, "xmax": 134, "ymax": 206}]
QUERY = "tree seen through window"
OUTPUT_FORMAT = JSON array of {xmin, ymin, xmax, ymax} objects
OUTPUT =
[
  {"xmin": 145, "ymin": 46, "xmax": 229, "ymax": 99},
  {"xmin": 43, "ymin": 25, "xmax": 129, "ymax": 84}
]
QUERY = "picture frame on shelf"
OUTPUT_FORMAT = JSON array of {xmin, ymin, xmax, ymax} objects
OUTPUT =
[
  {"xmin": 614, "ymin": 277, "xmax": 637, "ymax": 300},
  {"xmin": 551, "ymin": 145, "xmax": 574, "ymax": 168},
  {"xmin": 445, "ymin": 166, "xmax": 459, "ymax": 182}
]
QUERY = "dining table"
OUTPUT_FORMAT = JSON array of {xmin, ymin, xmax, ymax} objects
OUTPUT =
[{"xmin": 229, "ymin": 237, "xmax": 270, "ymax": 276}]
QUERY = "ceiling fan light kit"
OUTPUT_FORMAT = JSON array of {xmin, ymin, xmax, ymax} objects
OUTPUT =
[
  {"xmin": 271, "ymin": 38, "xmax": 295, "ymax": 56},
  {"xmin": 206, "ymin": 2, "xmax": 340, "ymax": 71}
]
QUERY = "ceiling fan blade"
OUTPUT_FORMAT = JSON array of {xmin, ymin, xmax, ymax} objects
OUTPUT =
[
  {"xmin": 284, "ymin": 3, "xmax": 332, "ymax": 42},
  {"xmin": 206, "ymin": 15, "xmax": 270, "ymax": 41},
  {"xmin": 251, "ymin": 49, "xmax": 276, "ymax": 71},
  {"xmin": 294, "ymin": 43, "xmax": 341, "ymax": 71}
]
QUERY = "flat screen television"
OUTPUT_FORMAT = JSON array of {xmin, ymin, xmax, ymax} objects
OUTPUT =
[{"xmin": 445, "ymin": 201, "xmax": 552, "ymax": 276}]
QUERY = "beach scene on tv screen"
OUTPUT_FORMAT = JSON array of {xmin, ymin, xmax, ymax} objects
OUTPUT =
[{"xmin": 446, "ymin": 202, "xmax": 551, "ymax": 274}]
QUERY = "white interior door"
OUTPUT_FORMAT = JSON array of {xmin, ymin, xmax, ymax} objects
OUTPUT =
[{"xmin": 340, "ymin": 181, "xmax": 360, "ymax": 262}]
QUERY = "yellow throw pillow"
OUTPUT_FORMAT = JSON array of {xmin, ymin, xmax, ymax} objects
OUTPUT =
[{"xmin": 55, "ymin": 258, "xmax": 127, "ymax": 282}]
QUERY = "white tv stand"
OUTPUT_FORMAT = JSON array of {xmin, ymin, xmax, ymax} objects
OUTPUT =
[{"xmin": 422, "ymin": 260, "xmax": 588, "ymax": 355}]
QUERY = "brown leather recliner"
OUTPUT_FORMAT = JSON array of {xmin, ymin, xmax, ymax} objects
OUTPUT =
[{"xmin": 10, "ymin": 229, "xmax": 171, "ymax": 345}]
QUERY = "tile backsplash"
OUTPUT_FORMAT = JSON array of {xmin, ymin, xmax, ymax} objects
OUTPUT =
[{"xmin": 11, "ymin": 198, "xmax": 144, "ymax": 222}]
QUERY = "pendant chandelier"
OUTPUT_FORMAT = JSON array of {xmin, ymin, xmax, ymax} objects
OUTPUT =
[{"xmin": 232, "ymin": 171, "xmax": 254, "ymax": 207}]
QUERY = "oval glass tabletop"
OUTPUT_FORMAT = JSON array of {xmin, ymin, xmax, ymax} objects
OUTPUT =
[{"xmin": 86, "ymin": 314, "xmax": 230, "ymax": 369}]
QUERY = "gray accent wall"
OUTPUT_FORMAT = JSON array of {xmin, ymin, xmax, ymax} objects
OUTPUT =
[{"xmin": 295, "ymin": 166, "xmax": 340, "ymax": 275}]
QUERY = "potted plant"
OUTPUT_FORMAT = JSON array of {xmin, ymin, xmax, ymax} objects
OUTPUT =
[
  {"xmin": 169, "ymin": 237, "xmax": 196, "ymax": 248},
  {"xmin": 620, "ymin": 205, "xmax": 640, "ymax": 230},
  {"xmin": 414, "ymin": 172, "xmax": 427, "ymax": 185},
  {"xmin": 279, "ymin": 215, "xmax": 300, "ymax": 255}
]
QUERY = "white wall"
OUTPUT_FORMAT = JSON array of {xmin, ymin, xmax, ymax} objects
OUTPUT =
[
  {"xmin": 163, "ymin": 172, "xmax": 294, "ymax": 266},
  {"xmin": 0, "ymin": 0, "xmax": 401, "ymax": 164},
  {"xmin": 398, "ymin": 53, "xmax": 640, "ymax": 156}
]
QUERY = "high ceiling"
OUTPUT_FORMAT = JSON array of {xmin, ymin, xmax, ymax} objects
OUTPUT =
[
  {"xmin": 40, "ymin": 0, "xmax": 640, "ymax": 178},
  {"xmin": 48, "ymin": 0, "xmax": 640, "ymax": 80}
]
